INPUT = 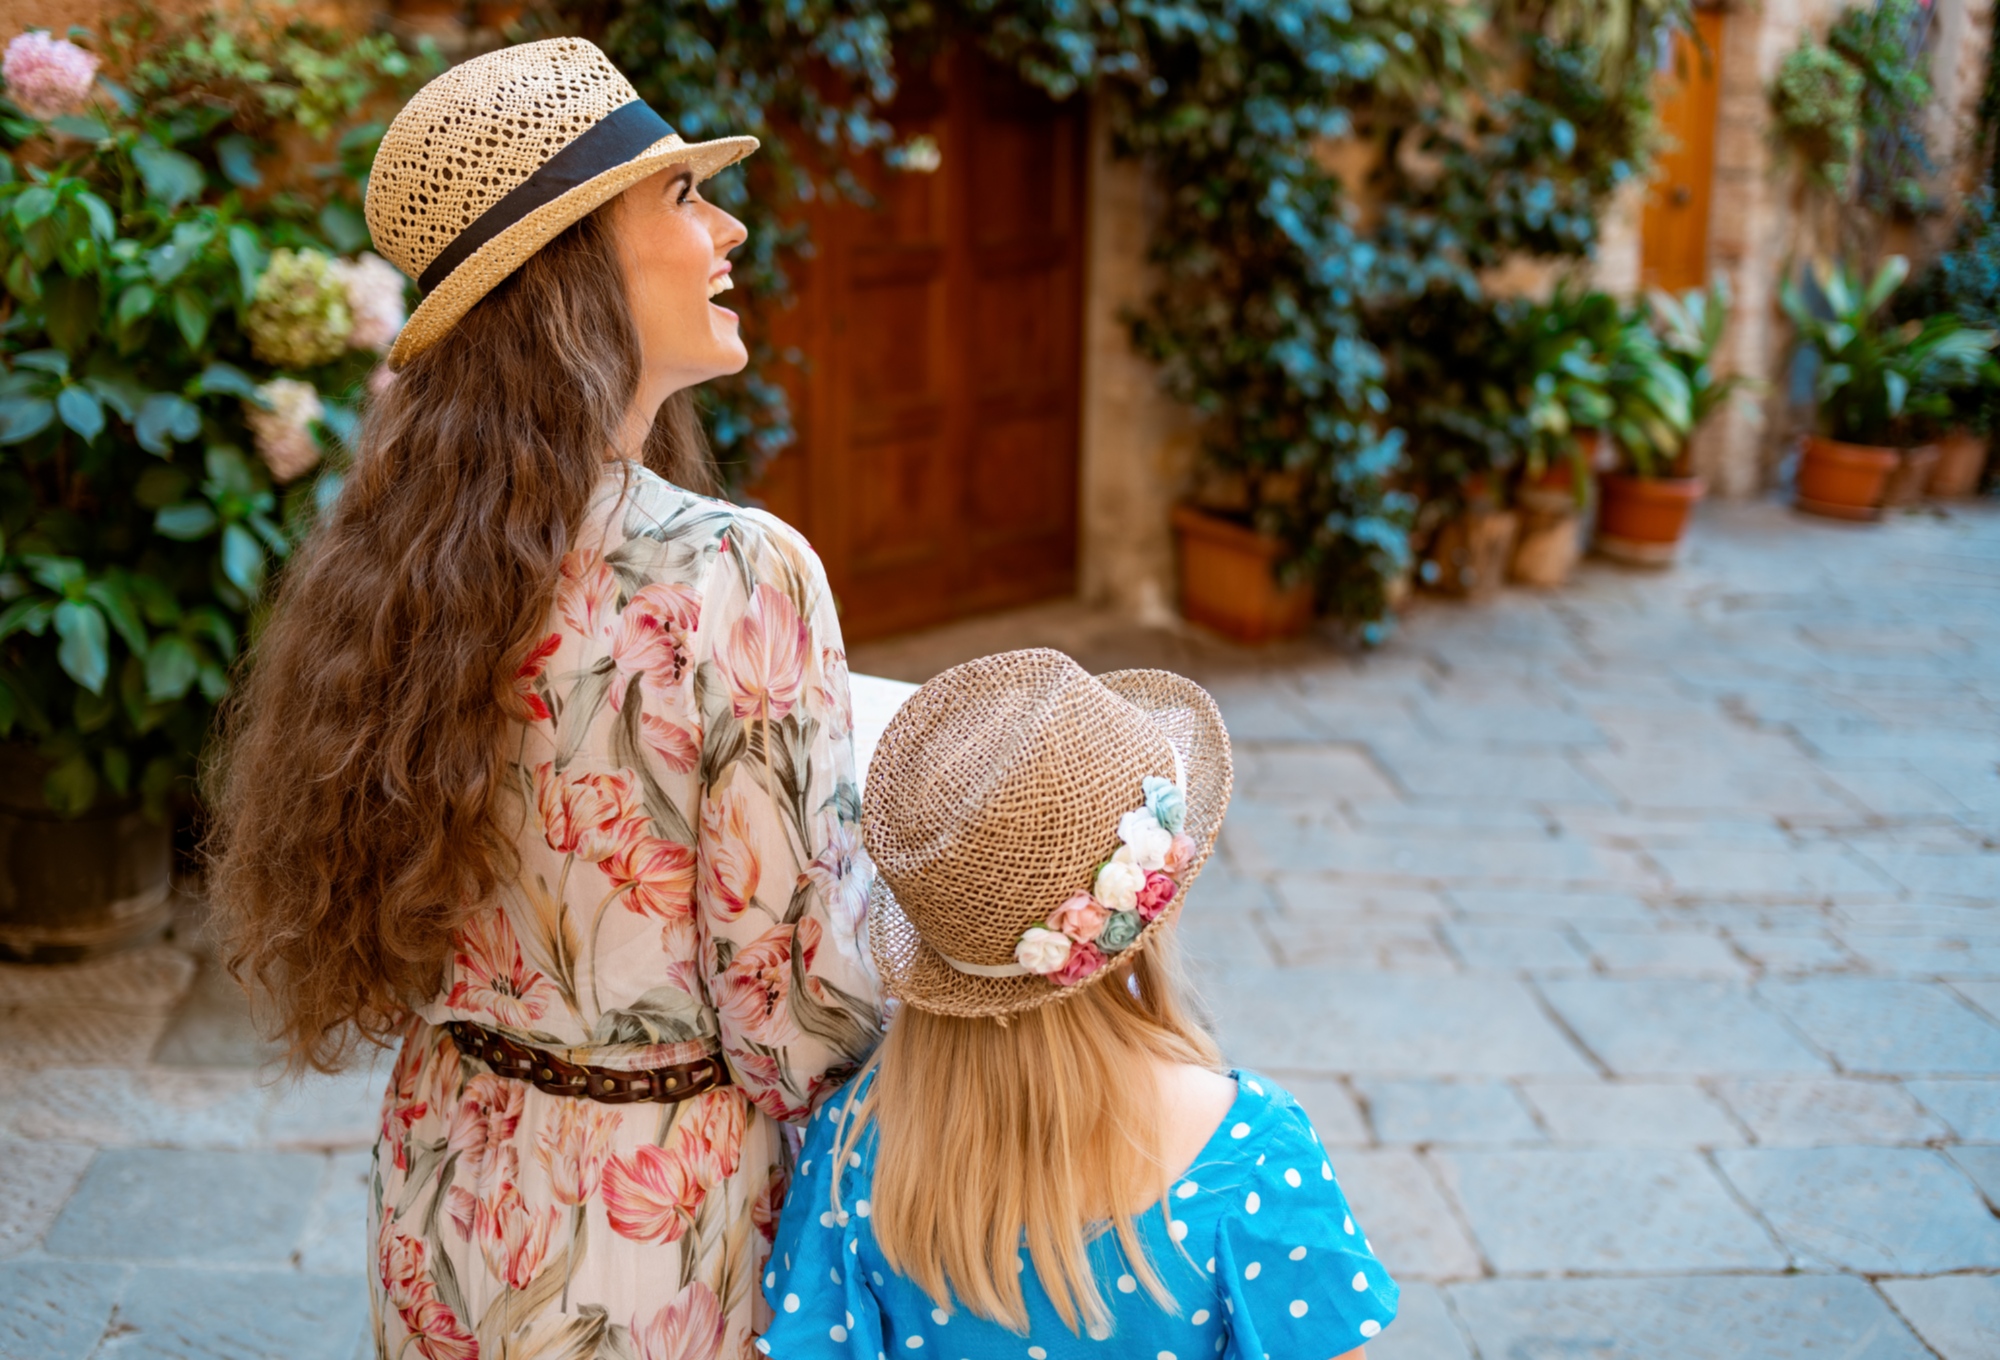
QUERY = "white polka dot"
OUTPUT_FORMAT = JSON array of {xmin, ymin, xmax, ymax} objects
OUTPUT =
[
  {"xmin": 1289, "ymin": 1300, "xmax": 1308, "ymax": 1318},
  {"xmin": 765, "ymin": 1271, "xmax": 776, "ymax": 1287},
  {"xmin": 836, "ymin": 1211, "xmax": 850, "ymax": 1226},
  {"xmin": 1205, "ymin": 1257, "xmax": 1215, "ymax": 1274},
  {"xmin": 1244, "ymin": 1262, "xmax": 1261, "ymax": 1280},
  {"xmin": 1351, "ymin": 1271, "xmax": 1368, "ymax": 1291},
  {"xmin": 1245, "ymin": 1191, "xmax": 1261, "ymax": 1215},
  {"xmin": 1360, "ymin": 1320, "xmax": 1382, "ymax": 1338},
  {"xmin": 850, "ymin": 1151, "xmax": 862, "ymax": 1167},
  {"xmin": 1170, "ymin": 1219, "xmax": 1188, "ymax": 1241},
  {"xmin": 1289, "ymin": 1246, "xmax": 1307, "ymax": 1261},
  {"xmin": 1158, "ymin": 1353, "xmax": 1176, "ymax": 1360},
  {"xmin": 1283, "ymin": 1168, "xmax": 1302, "ymax": 1188},
  {"xmin": 831, "ymin": 1267, "xmax": 841, "ymax": 1284},
  {"xmin": 831, "ymin": 1326, "xmax": 849, "ymax": 1343},
  {"xmin": 872, "ymin": 1272, "xmax": 885, "ymax": 1286},
  {"xmin": 1029, "ymin": 1349, "xmax": 1047, "ymax": 1360},
  {"xmin": 846, "ymin": 1313, "xmax": 855, "ymax": 1328},
  {"xmin": 1322, "ymin": 1162, "xmax": 1333, "ymax": 1180},
  {"xmin": 1175, "ymin": 1181, "xmax": 1199, "ymax": 1199},
  {"xmin": 755, "ymin": 1341, "xmax": 771, "ymax": 1356},
  {"xmin": 784, "ymin": 1294, "xmax": 801, "ymax": 1313},
  {"xmin": 1230, "ymin": 1122, "xmax": 1250, "ymax": 1139},
  {"xmin": 1343, "ymin": 1215, "xmax": 1354, "ymax": 1235},
  {"xmin": 1191, "ymin": 1310, "xmax": 1210, "ymax": 1326},
  {"xmin": 904, "ymin": 1339, "xmax": 922, "ymax": 1351},
  {"xmin": 1247, "ymin": 1080, "xmax": 1264, "ymax": 1095},
  {"xmin": 1254, "ymin": 1154, "xmax": 1265, "ymax": 1166},
  {"xmin": 849, "ymin": 1239, "xmax": 859, "ymax": 1255},
  {"xmin": 931, "ymin": 1308, "xmax": 948, "ymax": 1325},
  {"xmin": 784, "ymin": 1253, "xmax": 792, "ymax": 1269},
  {"xmin": 1087, "ymin": 1320, "xmax": 1111, "ymax": 1341},
  {"xmin": 1117, "ymin": 1273, "xmax": 1137, "ymax": 1294},
  {"xmin": 855, "ymin": 1199, "xmax": 872, "ymax": 1217},
  {"xmin": 819, "ymin": 1211, "xmax": 836, "ymax": 1228},
  {"xmin": 1212, "ymin": 1340, "xmax": 1223, "ymax": 1354},
  {"xmin": 802, "ymin": 1160, "xmax": 812, "ymax": 1175}
]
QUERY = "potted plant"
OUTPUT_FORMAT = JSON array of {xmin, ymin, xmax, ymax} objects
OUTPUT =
[
  {"xmin": 1506, "ymin": 287, "xmax": 1613, "ymax": 587},
  {"xmin": 0, "ymin": 19, "xmax": 423, "ymax": 959},
  {"xmin": 1906, "ymin": 189, "xmax": 2000, "ymax": 497},
  {"xmin": 1568, "ymin": 289, "xmax": 1699, "ymax": 566},
  {"xmin": 1782, "ymin": 256, "xmax": 1997, "ymax": 519},
  {"xmin": 1171, "ymin": 494, "xmax": 1316, "ymax": 644}
]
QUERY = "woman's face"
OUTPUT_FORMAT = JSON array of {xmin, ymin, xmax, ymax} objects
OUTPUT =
[{"xmin": 612, "ymin": 164, "xmax": 749, "ymax": 401}]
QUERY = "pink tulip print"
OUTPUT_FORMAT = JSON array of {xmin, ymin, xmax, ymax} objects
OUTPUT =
[
  {"xmin": 557, "ymin": 546, "xmax": 618, "ymax": 640},
  {"xmin": 535, "ymin": 763, "xmax": 645, "ymax": 863},
  {"xmin": 474, "ymin": 1183, "xmax": 563, "ymax": 1289},
  {"xmin": 630, "ymin": 1282, "xmax": 726, "ymax": 1360},
  {"xmin": 712, "ymin": 922, "xmax": 804, "ymax": 1048},
  {"xmin": 602, "ymin": 1141, "xmax": 710, "ymax": 1246},
  {"xmin": 445, "ymin": 909, "xmax": 560, "ymax": 1030},
  {"xmin": 696, "ymin": 783, "xmax": 760, "ymax": 921},
  {"xmin": 446, "ymin": 1073, "xmax": 524, "ymax": 1198},
  {"xmin": 534, "ymin": 1100, "xmax": 620, "ymax": 1206},
  {"xmin": 714, "ymin": 583, "xmax": 807, "ymax": 723},
  {"xmin": 608, "ymin": 582, "xmax": 701, "ymax": 712}
]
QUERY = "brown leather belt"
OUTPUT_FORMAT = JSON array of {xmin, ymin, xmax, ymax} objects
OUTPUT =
[{"xmin": 445, "ymin": 1020, "xmax": 731, "ymax": 1106}]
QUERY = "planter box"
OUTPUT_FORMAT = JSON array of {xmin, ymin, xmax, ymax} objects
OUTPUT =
[
  {"xmin": 1595, "ymin": 474, "xmax": 1704, "ymax": 567},
  {"xmin": 1171, "ymin": 505, "xmax": 1313, "ymax": 644},
  {"xmin": 1881, "ymin": 444, "xmax": 1940, "ymax": 509},
  {"xmin": 1795, "ymin": 435, "xmax": 1899, "ymax": 521},
  {"xmin": 1930, "ymin": 430, "xmax": 1992, "ymax": 498}
]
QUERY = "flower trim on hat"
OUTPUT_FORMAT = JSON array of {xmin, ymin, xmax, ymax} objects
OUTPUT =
[{"xmin": 1014, "ymin": 775, "xmax": 1196, "ymax": 988}]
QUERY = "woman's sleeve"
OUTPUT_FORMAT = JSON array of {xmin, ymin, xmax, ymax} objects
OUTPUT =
[
  {"xmin": 1216, "ymin": 1105, "xmax": 1399, "ymax": 1358},
  {"xmin": 758, "ymin": 1092, "xmax": 886, "ymax": 1359},
  {"xmin": 694, "ymin": 513, "xmax": 883, "ymax": 1123}
]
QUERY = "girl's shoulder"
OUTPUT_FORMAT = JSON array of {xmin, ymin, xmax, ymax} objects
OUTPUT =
[{"xmin": 1186, "ymin": 1070, "xmax": 1335, "ymax": 1178}]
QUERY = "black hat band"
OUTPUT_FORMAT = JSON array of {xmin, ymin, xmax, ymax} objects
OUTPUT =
[{"xmin": 417, "ymin": 99, "xmax": 677, "ymax": 293}]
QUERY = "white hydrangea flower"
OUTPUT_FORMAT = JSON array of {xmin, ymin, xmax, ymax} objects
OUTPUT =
[
  {"xmin": 1114, "ymin": 807, "xmax": 1174, "ymax": 872},
  {"xmin": 1014, "ymin": 927, "xmax": 1073, "ymax": 976},
  {"xmin": 337, "ymin": 252, "xmax": 408, "ymax": 353},
  {"xmin": 245, "ymin": 378, "xmax": 324, "ymax": 483},
  {"xmin": 3, "ymin": 33, "xmax": 98, "ymax": 121},
  {"xmin": 1093, "ymin": 859, "xmax": 1147, "ymax": 916}
]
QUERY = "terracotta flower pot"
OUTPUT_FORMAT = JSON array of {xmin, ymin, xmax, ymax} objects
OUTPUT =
[
  {"xmin": 1880, "ymin": 445, "xmax": 1940, "ymax": 509},
  {"xmin": 1424, "ymin": 508, "xmax": 1520, "ymax": 598},
  {"xmin": 1795, "ymin": 435, "xmax": 1900, "ymax": 521},
  {"xmin": 1929, "ymin": 430, "xmax": 1992, "ymax": 498},
  {"xmin": 1595, "ymin": 474, "xmax": 1704, "ymax": 567},
  {"xmin": 1510, "ymin": 469, "xmax": 1589, "ymax": 588},
  {"xmin": 1171, "ymin": 505, "xmax": 1313, "ymax": 644}
]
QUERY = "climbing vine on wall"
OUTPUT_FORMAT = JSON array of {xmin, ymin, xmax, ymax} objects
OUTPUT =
[{"xmin": 548, "ymin": 0, "xmax": 1680, "ymax": 637}]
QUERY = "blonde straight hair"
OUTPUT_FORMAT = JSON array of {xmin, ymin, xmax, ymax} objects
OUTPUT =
[{"xmin": 832, "ymin": 935, "xmax": 1225, "ymax": 1336}]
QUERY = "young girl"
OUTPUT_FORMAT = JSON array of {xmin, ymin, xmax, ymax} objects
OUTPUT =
[{"xmin": 759, "ymin": 649, "xmax": 1397, "ymax": 1359}]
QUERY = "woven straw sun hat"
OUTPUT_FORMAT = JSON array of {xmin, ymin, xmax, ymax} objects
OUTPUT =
[
  {"xmin": 863, "ymin": 649, "xmax": 1233, "ymax": 1019},
  {"xmin": 365, "ymin": 37, "xmax": 758, "ymax": 369}
]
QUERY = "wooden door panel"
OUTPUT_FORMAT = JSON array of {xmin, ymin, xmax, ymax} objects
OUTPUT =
[
  {"xmin": 751, "ymin": 50, "xmax": 1086, "ymax": 642},
  {"xmin": 1641, "ymin": 9, "xmax": 1724, "ymax": 294}
]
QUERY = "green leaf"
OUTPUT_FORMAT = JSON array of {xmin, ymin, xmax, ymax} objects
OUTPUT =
[
  {"xmin": 154, "ymin": 501, "xmax": 218, "ymax": 540},
  {"xmin": 47, "ymin": 113, "xmax": 108, "ymax": 142},
  {"xmin": 220, "ymin": 521, "xmax": 265, "ymax": 596},
  {"xmin": 0, "ymin": 396, "xmax": 54, "ymax": 444},
  {"xmin": 100, "ymin": 745, "xmax": 131, "ymax": 797},
  {"xmin": 135, "ymin": 393, "xmax": 200, "ymax": 453},
  {"xmin": 74, "ymin": 189, "xmax": 115, "ymax": 243},
  {"xmin": 13, "ymin": 349, "xmax": 69, "ymax": 377},
  {"xmin": 170, "ymin": 288, "xmax": 210, "ymax": 349},
  {"xmin": 191, "ymin": 363, "xmax": 260, "ymax": 401},
  {"xmin": 115, "ymin": 282, "xmax": 157, "ymax": 329},
  {"xmin": 227, "ymin": 225, "xmax": 266, "ymax": 304},
  {"xmin": 11, "ymin": 185, "xmax": 56, "ymax": 225},
  {"xmin": 215, "ymin": 134, "xmax": 262, "ymax": 189},
  {"xmin": 44, "ymin": 753, "xmax": 97, "ymax": 816},
  {"xmin": 144, "ymin": 634, "xmax": 198, "ymax": 702},
  {"xmin": 318, "ymin": 199, "xmax": 368, "ymax": 253},
  {"xmin": 53, "ymin": 600, "xmax": 110, "ymax": 693},
  {"xmin": 205, "ymin": 444, "xmax": 258, "ymax": 499},
  {"xmin": 56, "ymin": 385, "xmax": 104, "ymax": 442},
  {"xmin": 83, "ymin": 578, "xmax": 146, "ymax": 653},
  {"xmin": 4, "ymin": 251, "xmax": 42, "ymax": 304},
  {"xmin": 131, "ymin": 143, "xmax": 206, "ymax": 210},
  {"xmin": 0, "ymin": 597, "xmax": 54, "ymax": 639},
  {"xmin": 23, "ymin": 555, "xmax": 84, "ymax": 594}
]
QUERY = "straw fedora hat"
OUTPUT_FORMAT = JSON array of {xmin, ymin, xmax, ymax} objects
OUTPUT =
[
  {"xmin": 365, "ymin": 37, "xmax": 758, "ymax": 369},
  {"xmin": 863, "ymin": 649, "xmax": 1233, "ymax": 1019}
]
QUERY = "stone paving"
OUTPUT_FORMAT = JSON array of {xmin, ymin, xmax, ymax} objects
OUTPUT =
[{"xmin": 3, "ymin": 499, "xmax": 1999, "ymax": 1358}]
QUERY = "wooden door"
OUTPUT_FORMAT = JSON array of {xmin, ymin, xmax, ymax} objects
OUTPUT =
[
  {"xmin": 1640, "ymin": 8, "xmax": 1725, "ymax": 294},
  {"xmin": 750, "ymin": 52, "xmax": 1088, "ymax": 642}
]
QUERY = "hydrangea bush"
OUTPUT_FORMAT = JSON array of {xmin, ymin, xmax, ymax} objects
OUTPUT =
[{"xmin": 0, "ymin": 18, "xmax": 431, "ymax": 815}]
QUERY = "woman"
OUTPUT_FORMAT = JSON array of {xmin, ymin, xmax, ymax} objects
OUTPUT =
[
  {"xmin": 760, "ymin": 650, "xmax": 1396, "ymax": 1359},
  {"xmin": 209, "ymin": 39, "xmax": 881, "ymax": 1360}
]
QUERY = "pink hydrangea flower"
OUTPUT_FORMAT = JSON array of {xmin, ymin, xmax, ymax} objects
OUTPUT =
[
  {"xmin": 339, "ymin": 252, "xmax": 408, "ymax": 352},
  {"xmin": 1052, "ymin": 939, "xmax": 1105, "ymax": 987},
  {"xmin": 1045, "ymin": 892, "xmax": 1109, "ymax": 943},
  {"xmin": 1134, "ymin": 870, "xmax": 1178, "ymax": 922},
  {"xmin": 245, "ymin": 378, "xmax": 323, "ymax": 483},
  {"xmin": 3, "ymin": 32, "xmax": 97, "ymax": 121}
]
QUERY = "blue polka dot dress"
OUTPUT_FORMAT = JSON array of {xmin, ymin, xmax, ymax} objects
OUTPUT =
[{"xmin": 758, "ymin": 1070, "xmax": 1397, "ymax": 1358}]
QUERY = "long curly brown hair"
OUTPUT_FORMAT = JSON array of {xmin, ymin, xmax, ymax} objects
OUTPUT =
[{"xmin": 206, "ymin": 205, "xmax": 714, "ymax": 1073}]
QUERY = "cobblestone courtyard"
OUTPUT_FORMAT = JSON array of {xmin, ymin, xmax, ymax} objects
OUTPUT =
[{"xmin": 4, "ymin": 500, "xmax": 1999, "ymax": 1359}]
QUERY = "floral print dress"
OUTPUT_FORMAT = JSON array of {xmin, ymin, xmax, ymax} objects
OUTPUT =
[{"xmin": 370, "ymin": 462, "xmax": 882, "ymax": 1360}]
